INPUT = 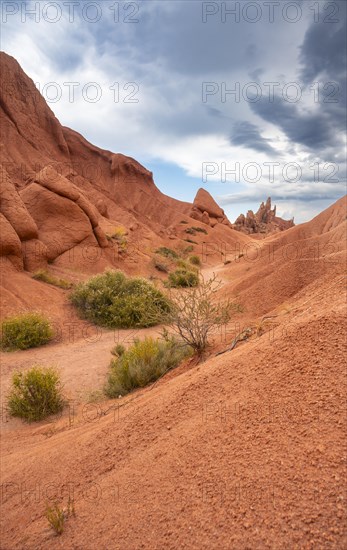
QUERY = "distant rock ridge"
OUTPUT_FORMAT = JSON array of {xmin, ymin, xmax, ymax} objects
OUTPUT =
[{"xmin": 233, "ymin": 197, "xmax": 294, "ymax": 234}]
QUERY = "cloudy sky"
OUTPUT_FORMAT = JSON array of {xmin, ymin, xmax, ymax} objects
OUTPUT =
[{"xmin": 2, "ymin": 0, "xmax": 346, "ymax": 222}]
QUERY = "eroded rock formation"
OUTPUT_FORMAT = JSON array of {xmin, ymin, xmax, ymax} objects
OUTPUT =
[{"xmin": 233, "ymin": 197, "xmax": 294, "ymax": 234}]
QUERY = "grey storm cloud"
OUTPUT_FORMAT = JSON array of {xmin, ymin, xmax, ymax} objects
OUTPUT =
[
  {"xmin": 250, "ymin": 96, "xmax": 338, "ymax": 150},
  {"xmin": 250, "ymin": 0, "xmax": 346, "ymax": 154},
  {"xmin": 299, "ymin": 0, "xmax": 347, "ymax": 84},
  {"xmin": 230, "ymin": 120, "xmax": 279, "ymax": 155}
]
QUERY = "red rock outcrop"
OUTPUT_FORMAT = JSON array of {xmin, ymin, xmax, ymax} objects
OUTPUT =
[
  {"xmin": 190, "ymin": 188, "xmax": 232, "ymax": 227},
  {"xmin": 0, "ymin": 51, "xmax": 243, "ymax": 278},
  {"xmin": 233, "ymin": 197, "xmax": 294, "ymax": 234}
]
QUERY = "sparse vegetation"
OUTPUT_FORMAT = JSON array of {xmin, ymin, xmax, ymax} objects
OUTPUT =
[
  {"xmin": 167, "ymin": 269, "xmax": 199, "ymax": 288},
  {"xmin": 155, "ymin": 247, "xmax": 179, "ymax": 260},
  {"xmin": 7, "ymin": 366, "xmax": 64, "ymax": 421},
  {"xmin": 192, "ymin": 226, "xmax": 208, "ymax": 234},
  {"xmin": 105, "ymin": 336, "xmax": 191, "ymax": 397},
  {"xmin": 70, "ymin": 270, "xmax": 171, "ymax": 328},
  {"xmin": 185, "ymin": 226, "xmax": 208, "ymax": 236},
  {"xmin": 167, "ymin": 275, "xmax": 232, "ymax": 355},
  {"xmin": 32, "ymin": 270, "xmax": 72, "ymax": 289},
  {"xmin": 1, "ymin": 312, "xmax": 54, "ymax": 351},
  {"xmin": 184, "ymin": 238, "xmax": 198, "ymax": 244}
]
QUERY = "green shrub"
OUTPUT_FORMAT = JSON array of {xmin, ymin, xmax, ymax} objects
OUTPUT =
[
  {"xmin": 70, "ymin": 270, "xmax": 171, "ymax": 328},
  {"xmin": 7, "ymin": 366, "xmax": 64, "ymax": 421},
  {"xmin": 105, "ymin": 337, "xmax": 191, "ymax": 397},
  {"xmin": 189, "ymin": 255, "xmax": 201, "ymax": 266},
  {"xmin": 185, "ymin": 227, "xmax": 196, "ymax": 235},
  {"xmin": 32, "ymin": 270, "xmax": 72, "ymax": 289},
  {"xmin": 1, "ymin": 313, "xmax": 54, "ymax": 351},
  {"xmin": 155, "ymin": 247, "xmax": 179, "ymax": 260},
  {"xmin": 167, "ymin": 269, "xmax": 199, "ymax": 288}
]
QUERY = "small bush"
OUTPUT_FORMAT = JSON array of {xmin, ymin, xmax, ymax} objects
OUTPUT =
[
  {"xmin": 105, "ymin": 337, "xmax": 191, "ymax": 397},
  {"xmin": 155, "ymin": 247, "xmax": 179, "ymax": 260},
  {"xmin": 1, "ymin": 313, "xmax": 54, "ymax": 351},
  {"xmin": 184, "ymin": 238, "xmax": 198, "ymax": 244},
  {"xmin": 167, "ymin": 269, "xmax": 199, "ymax": 288},
  {"xmin": 167, "ymin": 275, "xmax": 232, "ymax": 355},
  {"xmin": 32, "ymin": 270, "xmax": 72, "ymax": 289},
  {"xmin": 70, "ymin": 270, "xmax": 171, "ymax": 328},
  {"xmin": 7, "ymin": 366, "xmax": 64, "ymax": 421},
  {"xmin": 189, "ymin": 255, "xmax": 201, "ymax": 266}
]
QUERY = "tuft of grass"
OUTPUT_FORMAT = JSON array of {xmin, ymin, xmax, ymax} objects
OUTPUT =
[
  {"xmin": 167, "ymin": 269, "xmax": 199, "ymax": 288},
  {"xmin": 107, "ymin": 226, "xmax": 127, "ymax": 250},
  {"xmin": 70, "ymin": 270, "xmax": 171, "ymax": 329},
  {"xmin": 1, "ymin": 312, "xmax": 54, "ymax": 351},
  {"xmin": 32, "ymin": 270, "xmax": 72, "ymax": 289},
  {"xmin": 105, "ymin": 337, "xmax": 191, "ymax": 397},
  {"xmin": 7, "ymin": 366, "xmax": 64, "ymax": 421},
  {"xmin": 189, "ymin": 255, "xmax": 201, "ymax": 266},
  {"xmin": 155, "ymin": 247, "xmax": 179, "ymax": 260},
  {"xmin": 46, "ymin": 503, "xmax": 65, "ymax": 535},
  {"xmin": 184, "ymin": 238, "xmax": 198, "ymax": 245},
  {"xmin": 45, "ymin": 497, "xmax": 75, "ymax": 536}
]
